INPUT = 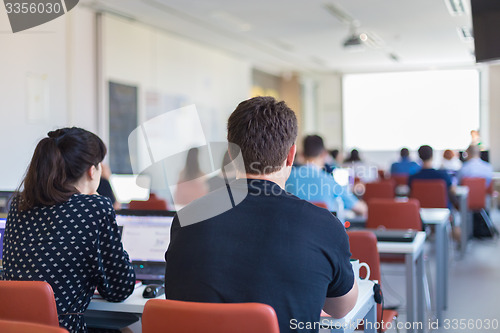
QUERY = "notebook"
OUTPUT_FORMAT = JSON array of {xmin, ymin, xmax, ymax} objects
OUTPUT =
[
  {"xmin": 367, "ymin": 228, "xmax": 417, "ymax": 243},
  {"xmin": 116, "ymin": 210, "xmax": 175, "ymax": 281}
]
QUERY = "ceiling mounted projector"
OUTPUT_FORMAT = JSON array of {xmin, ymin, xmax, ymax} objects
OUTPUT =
[{"xmin": 343, "ymin": 33, "xmax": 368, "ymax": 49}]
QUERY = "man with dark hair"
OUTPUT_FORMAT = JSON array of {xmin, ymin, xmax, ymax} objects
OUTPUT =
[
  {"xmin": 390, "ymin": 147, "xmax": 421, "ymax": 176},
  {"xmin": 409, "ymin": 145, "xmax": 456, "ymax": 206},
  {"xmin": 165, "ymin": 97, "xmax": 358, "ymax": 333},
  {"xmin": 286, "ymin": 134, "xmax": 367, "ymax": 218}
]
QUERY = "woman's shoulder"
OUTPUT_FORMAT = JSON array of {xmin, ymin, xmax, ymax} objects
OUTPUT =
[{"xmin": 68, "ymin": 193, "xmax": 114, "ymax": 214}]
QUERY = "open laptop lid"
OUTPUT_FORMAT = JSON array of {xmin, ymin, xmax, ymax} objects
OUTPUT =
[
  {"xmin": 115, "ymin": 210, "xmax": 175, "ymax": 263},
  {"xmin": 366, "ymin": 228, "xmax": 417, "ymax": 243}
]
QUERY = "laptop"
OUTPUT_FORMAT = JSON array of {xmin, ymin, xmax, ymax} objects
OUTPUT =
[
  {"xmin": 116, "ymin": 210, "xmax": 175, "ymax": 281},
  {"xmin": 367, "ymin": 228, "xmax": 417, "ymax": 243},
  {"xmin": 0, "ymin": 218, "xmax": 6, "ymax": 269}
]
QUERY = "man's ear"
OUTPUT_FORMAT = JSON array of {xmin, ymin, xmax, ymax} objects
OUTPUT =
[{"xmin": 286, "ymin": 144, "xmax": 296, "ymax": 167}]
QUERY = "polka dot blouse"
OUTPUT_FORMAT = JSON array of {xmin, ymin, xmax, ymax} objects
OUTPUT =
[{"xmin": 2, "ymin": 194, "xmax": 136, "ymax": 333}]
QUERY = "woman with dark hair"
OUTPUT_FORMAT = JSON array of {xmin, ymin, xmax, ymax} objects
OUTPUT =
[
  {"xmin": 344, "ymin": 149, "xmax": 361, "ymax": 163},
  {"xmin": 3, "ymin": 127, "xmax": 136, "ymax": 333},
  {"xmin": 173, "ymin": 147, "xmax": 208, "ymax": 206}
]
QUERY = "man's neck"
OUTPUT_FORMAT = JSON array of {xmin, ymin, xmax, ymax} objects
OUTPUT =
[
  {"xmin": 304, "ymin": 157, "xmax": 323, "ymax": 169},
  {"xmin": 422, "ymin": 160, "xmax": 433, "ymax": 169},
  {"xmin": 242, "ymin": 168, "xmax": 291, "ymax": 189}
]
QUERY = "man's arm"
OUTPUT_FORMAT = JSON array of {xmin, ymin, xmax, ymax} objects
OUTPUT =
[
  {"xmin": 351, "ymin": 200, "xmax": 368, "ymax": 217},
  {"xmin": 323, "ymin": 279, "xmax": 359, "ymax": 318}
]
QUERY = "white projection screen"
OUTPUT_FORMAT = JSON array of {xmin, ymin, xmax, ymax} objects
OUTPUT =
[{"xmin": 342, "ymin": 70, "xmax": 480, "ymax": 151}]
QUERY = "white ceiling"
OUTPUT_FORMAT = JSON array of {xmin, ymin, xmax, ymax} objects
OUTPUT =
[{"xmin": 82, "ymin": 0, "xmax": 476, "ymax": 74}]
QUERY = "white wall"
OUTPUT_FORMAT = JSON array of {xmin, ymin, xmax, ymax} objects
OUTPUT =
[
  {"xmin": 0, "ymin": 7, "xmax": 96, "ymax": 190},
  {"xmin": 303, "ymin": 73, "xmax": 343, "ymax": 150},
  {"xmin": 101, "ymin": 14, "xmax": 252, "ymax": 144}
]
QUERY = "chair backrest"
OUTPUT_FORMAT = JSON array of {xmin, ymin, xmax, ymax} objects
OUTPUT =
[
  {"xmin": 347, "ymin": 231, "xmax": 383, "ymax": 322},
  {"xmin": 310, "ymin": 201, "xmax": 328, "ymax": 209},
  {"xmin": 461, "ymin": 177, "xmax": 487, "ymax": 210},
  {"xmin": 363, "ymin": 181, "xmax": 395, "ymax": 203},
  {"xmin": 0, "ymin": 281, "xmax": 60, "ymax": 326},
  {"xmin": 410, "ymin": 179, "xmax": 448, "ymax": 208},
  {"xmin": 0, "ymin": 319, "xmax": 68, "ymax": 333},
  {"xmin": 129, "ymin": 193, "xmax": 168, "ymax": 210},
  {"xmin": 391, "ymin": 174, "xmax": 409, "ymax": 186},
  {"xmin": 142, "ymin": 299, "xmax": 280, "ymax": 333},
  {"xmin": 378, "ymin": 170, "xmax": 386, "ymax": 180},
  {"xmin": 366, "ymin": 198, "xmax": 422, "ymax": 230}
]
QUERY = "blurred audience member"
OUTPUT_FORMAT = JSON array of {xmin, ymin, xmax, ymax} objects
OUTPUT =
[
  {"xmin": 286, "ymin": 135, "xmax": 367, "ymax": 218},
  {"xmin": 390, "ymin": 148, "xmax": 421, "ymax": 176},
  {"xmin": 97, "ymin": 163, "xmax": 121, "ymax": 210},
  {"xmin": 324, "ymin": 149, "xmax": 341, "ymax": 173},
  {"xmin": 441, "ymin": 149, "xmax": 462, "ymax": 172},
  {"xmin": 207, "ymin": 151, "xmax": 236, "ymax": 192},
  {"xmin": 344, "ymin": 149, "xmax": 361, "ymax": 163},
  {"xmin": 174, "ymin": 147, "xmax": 208, "ymax": 206},
  {"xmin": 409, "ymin": 145, "xmax": 456, "ymax": 208},
  {"xmin": 343, "ymin": 148, "xmax": 378, "ymax": 183},
  {"xmin": 457, "ymin": 145, "xmax": 493, "ymax": 186}
]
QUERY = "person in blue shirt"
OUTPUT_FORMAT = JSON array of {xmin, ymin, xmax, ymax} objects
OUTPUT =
[
  {"xmin": 457, "ymin": 144, "xmax": 494, "ymax": 186},
  {"xmin": 391, "ymin": 148, "xmax": 421, "ymax": 176},
  {"xmin": 409, "ymin": 145, "xmax": 457, "ymax": 208},
  {"xmin": 286, "ymin": 135, "xmax": 367, "ymax": 217}
]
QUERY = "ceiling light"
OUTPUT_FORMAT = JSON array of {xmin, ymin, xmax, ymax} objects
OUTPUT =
[
  {"xmin": 457, "ymin": 26, "xmax": 474, "ymax": 42},
  {"xmin": 445, "ymin": 0, "xmax": 467, "ymax": 16}
]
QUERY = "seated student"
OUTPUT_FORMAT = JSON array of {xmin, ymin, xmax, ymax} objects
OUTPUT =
[
  {"xmin": 3, "ymin": 128, "xmax": 136, "ymax": 333},
  {"xmin": 324, "ymin": 149, "xmax": 341, "ymax": 174},
  {"xmin": 457, "ymin": 144, "xmax": 493, "ymax": 186},
  {"xmin": 343, "ymin": 149, "xmax": 378, "ymax": 183},
  {"xmin": 390, "ymin": 147, "xmax": 421, "ymax": 176},
  {"xmin": 173, "ymin": 147, "xmax": 209, "ymax": 206},
  {"xmin": 206, "ymin": 151, "xmax": 236, "ymax": 192},
  {"xmin": 409, "ymin": 145, "xmax": 457, "ymax": 207},
  {"xmin": 97, "ymin": 163, "xmax": 122, "ymax": 210},
  {"xmin": 440, "ymin": 149, "xmax": 462, "ymax": 172},
  {"xmin": 165, "ymin": 97, "xmax": 358, "ymax": 333},
  {"xmin": 286, "ymin": 135, "xmax": 368, "ymax": 217}
]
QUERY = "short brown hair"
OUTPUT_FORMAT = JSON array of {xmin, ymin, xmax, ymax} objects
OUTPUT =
[{"xmin": 227, "ymin": 96, "xmax": 297, "ymax": 175}]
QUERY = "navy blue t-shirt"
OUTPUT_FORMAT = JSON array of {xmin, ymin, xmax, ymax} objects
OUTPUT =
[
  {"xmin": 408, "ymin": 168, "xmax": 452, "ymax": 187},
  {"xmin": 165, "ymin": 179, "xmax": 354, "ymax": 333}
]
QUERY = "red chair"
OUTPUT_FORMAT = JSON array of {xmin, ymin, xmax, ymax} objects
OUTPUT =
[
  {"xmin": 310, "ymin": 201, "xmax": 328, "ymax": 209},
  {"xmin": 461, "ymin": 178, "xmax": 499, "ymax": 237},
  {"xmin": 129, "ymin": 193, "xmax": 168, "ymax": 210},
  {"xmin": 410, "ymin": 179, "xmax": 447, "ymax": 208},
  {"xmin": 391, "ymin": 174, "xmax": 409, "ymax": 187},
  {"xmin": 366, "ymin": 198, "xmax": 422, "ymax": 231},
  {"xmin": 363, "ymin": 181, "xmax": 395, "ymax": 204},
  {"xmin": 0, "ymin": 281, "xmax": 60, "ymax": 327},
  {"xmin": 347, "ymin": 231, "xmax": 399, "ymax": 332},
  {"xmin": 0, "ymin": 320, "xmax": 68, "ymax": 333},
  {"xmin": 142, "ymin": 299, "xmax": 280, "ymax": 333},
  {"xmin": 378, "ymin": 170, "xmax": 387, "ymax": 180}
]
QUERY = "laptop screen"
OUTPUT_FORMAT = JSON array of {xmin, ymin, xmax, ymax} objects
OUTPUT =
[
  {"xmin": 0, "ymin": 218, "xmax": 6, "ymax": 264},
  {"xmin": 116, "ymin": 211, "xmax": 174, "ymax": 262},
  {"xmin": 110, "ymin": 174, "xmax": 151, "ymax": 204}
]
